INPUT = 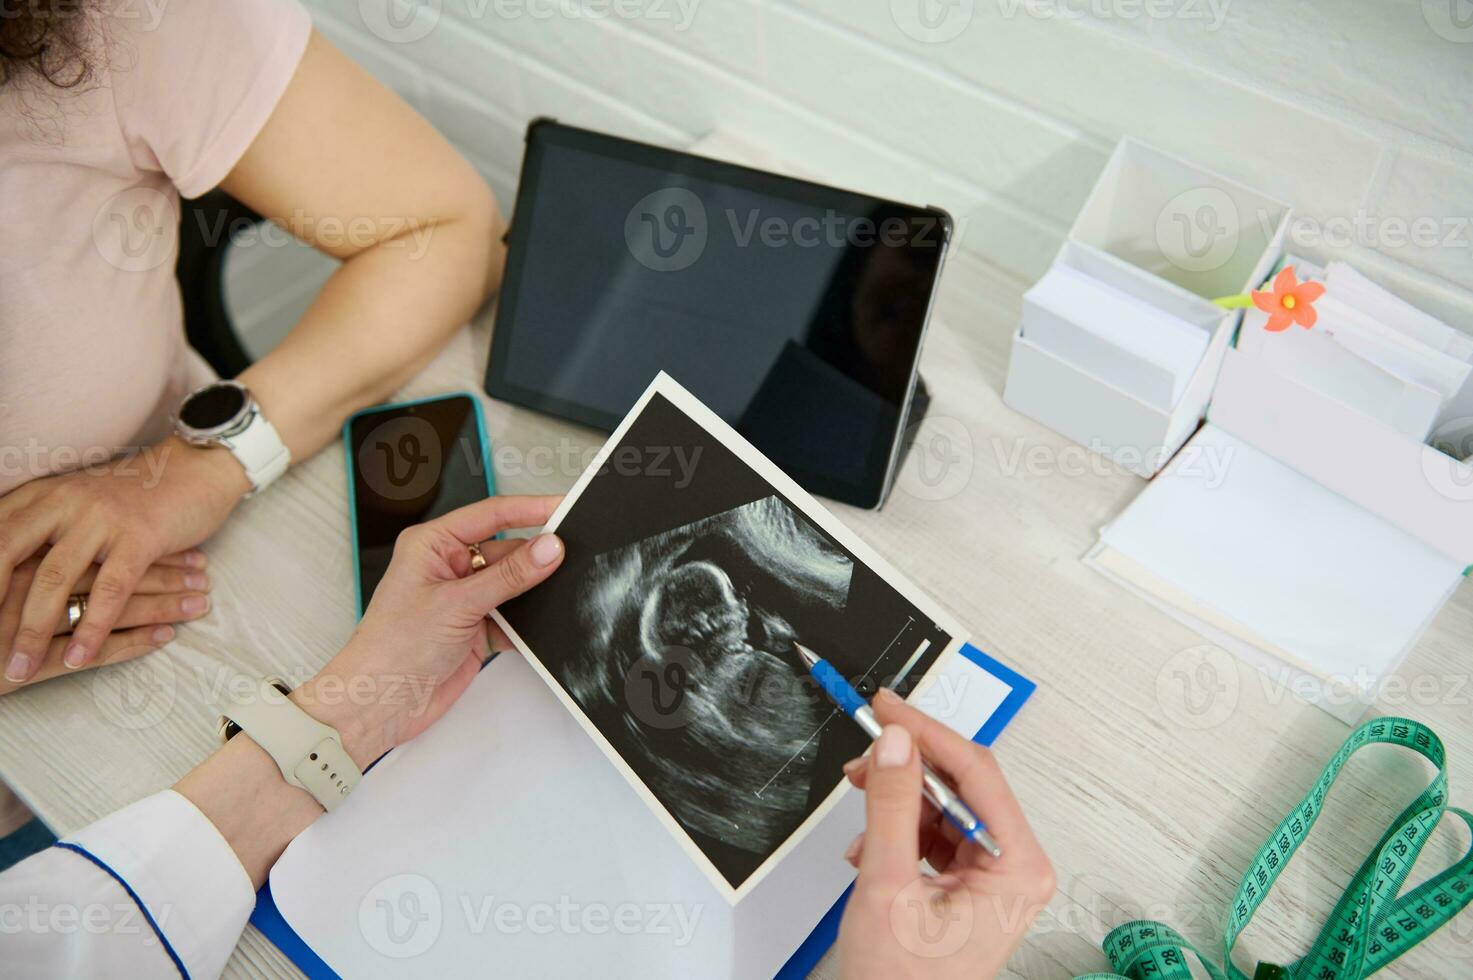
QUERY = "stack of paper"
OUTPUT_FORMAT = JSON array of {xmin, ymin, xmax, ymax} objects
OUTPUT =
[
  {"xmin": 1326, "ymin": 262, "xmax": 1473, "ymax": 361},
  {"xmin": 1239, "ymin": 262, "xmax": 1473, "ymax": 448},
  {"xmin": 1021, "ymin": 262, "xmax": 1211, "ymax": 411}
]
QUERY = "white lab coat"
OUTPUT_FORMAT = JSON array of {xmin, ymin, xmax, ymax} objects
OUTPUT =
[{"xmin": 0, "ymin": 791, "xmax": 253, "ymax": 978}]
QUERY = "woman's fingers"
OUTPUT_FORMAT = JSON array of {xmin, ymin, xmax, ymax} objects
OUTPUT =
[
  {"xmin": 152, "ymin": 550, "xmax": 208, "ymax": 570},
  {"xmin": 870, "ymin": 689, "xmax": 1031, "ymax": 850},
  {"xmin": 12, "ymin": 557, "xmax": 207, "ymax": 599},
  {"xmin": 434, "ymin": 494, "xmax": 563, "ymax": 546},
  {"xmin": 856, "ymin": 725, "xmax": 924, "ymax": 889},
  {"xmin": 846, "ymin": 820, "xmax": 957, "ymax": 872},
  {"xmin": 845, "ymin": 755, "xmax": 946, "ymax": 830},
  {"xmin": 66, "ymin": 543, "xmax": 154, "ymax": 668},
  {"xmin": 63, "ymin": 591, "xmax": 209, "ymax": 636},
  {"xmin": 131, "ymin": 562, "xmax": 210, "ymax": 596},
  {"xmin": 0, "ymin": 624, "xmax": 174, "ymax": 697},
  {"xmin": 451, "ymin": 537, "xmax": 520, "ymax": 578},
  {"xmin": 0, "ymin": 502, "xmax": 61, "ymax": 614},
  {"xmin": 472, "ymin": 539, "xmax": 521, "ymax": 562},
  {"xmin": 2, "ymin": 541, "xmax": 201, "ymax": 680},
  {"xmin": 6, "ymin": 528, "xmax": 106, "ymax": 683},
  {"xmin": 455, "ymin": 532, "xmax": 565, "ymax": 613},
  {"xmin": 0, "ymin": 568, "xmax": 32, "ymax": 670},
  {"xmin": 842, "ymin": 764, "xmax": 949, "ymax": 871},
  {"xmin": 484, "ymin": 618, "xmax": 516, "ymax": 657}
]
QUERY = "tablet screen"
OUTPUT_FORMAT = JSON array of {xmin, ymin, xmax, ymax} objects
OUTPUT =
[{"xmin": 485, "ymin": 122, "xmax": 950, "ymax": 508}]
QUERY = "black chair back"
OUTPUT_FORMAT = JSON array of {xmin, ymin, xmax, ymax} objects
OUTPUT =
[{"xmin": 175, "ymin": 190, "xmax": 264, "ymax": 378}]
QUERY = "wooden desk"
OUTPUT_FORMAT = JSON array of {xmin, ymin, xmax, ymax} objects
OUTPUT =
[{"xmin": 1, "ymin": 250, "xmax": 1469, "ymax": 978}]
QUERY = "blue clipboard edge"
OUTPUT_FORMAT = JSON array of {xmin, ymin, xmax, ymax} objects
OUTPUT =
[{"xmin": 249, "ymin": 642, "xmax": 1035, "ymax": 979}]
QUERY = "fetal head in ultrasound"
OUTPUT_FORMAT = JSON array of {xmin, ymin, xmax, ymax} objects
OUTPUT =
[{"xmin": 566, "ymin": 496, "xmax": 853, "ymax": 856}]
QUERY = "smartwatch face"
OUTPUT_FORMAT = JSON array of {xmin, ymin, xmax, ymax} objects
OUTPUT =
[{"xmin": 180, "ymin": 383, "xmax": 248, "ymax": 432}]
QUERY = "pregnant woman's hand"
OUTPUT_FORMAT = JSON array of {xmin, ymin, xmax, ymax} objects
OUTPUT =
[
  {"xmin": 837, "ymin": 692, "xmax": 1054, "ymax": 980},
  {"xmin": 0, "ymin": 438, "xmax": 247, "ymax": 684},
  {"xmin": 0, "ymin": 549, "xmax": 213, "ymax": 695}
]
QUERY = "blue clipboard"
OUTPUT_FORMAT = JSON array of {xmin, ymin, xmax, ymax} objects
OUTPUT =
[{"xmin": 250, "ymin": 643, "xmax": 1034, "ymax": 978}]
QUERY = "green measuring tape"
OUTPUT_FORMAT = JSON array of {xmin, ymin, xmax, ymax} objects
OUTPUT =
[{"xmin": 1078, "ymin": 717, "xmax": 1473, "ymax": 980}]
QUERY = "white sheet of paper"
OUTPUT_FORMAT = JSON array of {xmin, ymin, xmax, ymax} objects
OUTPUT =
[
  {"xmin": 1324, "ymin": 261, "xmax": 1468, "ymax": 358},
  {"xmin": 269, "ymin": 648, "xmax": 1012, "ymax": 978},
  {"xmin": 1097, "ymin": 425, "xmax": 1466, "ymax": 695},
  {"xmin": 1315, "ymin": 296, "xmax": 1471, "ymax": 404},
  {"xmin": 1255, "ymin": 319, "xmax": 1445, "ymax": 441},
  {"xmin": 1021, "ymin": 262, "xmax": 1210, "ymax": 409}
]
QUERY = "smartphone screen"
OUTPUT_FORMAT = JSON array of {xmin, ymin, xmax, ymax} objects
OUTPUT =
[{"xmin": 347, "ymin": 395, "xmax": 492, "ymax": 613}]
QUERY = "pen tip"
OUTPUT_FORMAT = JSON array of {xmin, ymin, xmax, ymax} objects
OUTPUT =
[{"xmin": 793, "ymin": 643, "xmax": 819, "ymax": 668}]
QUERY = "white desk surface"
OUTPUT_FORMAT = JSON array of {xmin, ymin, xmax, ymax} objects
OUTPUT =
[{"xmin": 1, "ymin": 250, "xmax": 1470, "ymax": 979}]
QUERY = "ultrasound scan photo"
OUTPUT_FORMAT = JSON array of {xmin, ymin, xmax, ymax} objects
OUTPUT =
[
  {"xmin": 494, "ymin": 374, "xmax": 964, "ymax": 899},
  {"xmin": 572, "ymin": 496, "xmax": 853, "ymax": 858}
]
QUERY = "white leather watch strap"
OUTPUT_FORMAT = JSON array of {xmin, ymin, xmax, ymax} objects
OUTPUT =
[
  {"xmin": 221, "ymin": 679, "xmax": 361, "ymax": 811},
  {"xmin": 223, "ymin": 414, "xmax": 290, "ymax": 497}
]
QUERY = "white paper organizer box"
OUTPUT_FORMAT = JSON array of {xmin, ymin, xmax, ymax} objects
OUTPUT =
[
  {"xmin": 1221, "ymin": 301, "xmax": 1473, "ymax": 568},
  {"xmin": 1005, "ymin": 138, "xmax": 1290, "ymax": 477}
]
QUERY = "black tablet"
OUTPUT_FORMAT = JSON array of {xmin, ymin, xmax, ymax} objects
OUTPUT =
[{"xmin": 484, "ymin": 120, "xmax": 952, "ymax": 509}]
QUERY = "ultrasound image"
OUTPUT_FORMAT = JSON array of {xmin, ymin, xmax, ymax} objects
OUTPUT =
[
  {"xmin": 566, "ymin": 496, "xmax": 852, "ymax": 856},
  {"xmin": 495, "ymin": 388, "xmax": 952, "ymax": 892}
]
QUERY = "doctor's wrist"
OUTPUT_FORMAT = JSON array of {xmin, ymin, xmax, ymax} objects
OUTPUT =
[{"xmin": 291, "ymin": 655, "xmax": 402, "ymax": 771}]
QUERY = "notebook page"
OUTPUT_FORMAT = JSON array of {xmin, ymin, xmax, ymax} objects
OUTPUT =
[{"xmin": 1098, "ymin": 426, "xmax": 1465, "ymax": 691}]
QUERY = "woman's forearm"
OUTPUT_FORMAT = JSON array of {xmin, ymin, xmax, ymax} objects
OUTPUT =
[
  {"xmin": 237, "ymin": 206, "xmax": 503, "ymax": 462},
  {"xmin": 219, "ymin": 29, "xmax": 506, "ymax": 464}
]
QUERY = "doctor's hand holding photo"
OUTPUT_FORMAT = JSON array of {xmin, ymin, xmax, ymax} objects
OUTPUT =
[
  {"xmin": 837, "ymin": 694, "xmax": 1054, "ymax": 980},
  {"xmin": 308, "ymin": 493, "xmax": 567, "ymax": 762}
]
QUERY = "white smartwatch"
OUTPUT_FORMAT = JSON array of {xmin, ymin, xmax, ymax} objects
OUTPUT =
[
  {"xmin": 218, "ymin": 678, "xmax": 362, "ymax": 811},
  {"xmin": 174, "ymin": 380, "xmax": 290, "ymax": 496}
]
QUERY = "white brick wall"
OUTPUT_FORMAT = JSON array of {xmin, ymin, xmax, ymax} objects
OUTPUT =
[{"xmin": 300, "ymin": 0, "xmax": 1473, "ymax": 331}]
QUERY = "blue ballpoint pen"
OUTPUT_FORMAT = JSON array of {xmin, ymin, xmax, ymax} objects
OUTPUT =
[{"xmin": 794, "ymin": 642, "xmax": 1003, "ymax": 859}]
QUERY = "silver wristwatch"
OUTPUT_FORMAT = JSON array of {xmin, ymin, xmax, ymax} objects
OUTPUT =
[{"xmin": 174, "ymin": 380, "xmax": 290, "ymax": 496}]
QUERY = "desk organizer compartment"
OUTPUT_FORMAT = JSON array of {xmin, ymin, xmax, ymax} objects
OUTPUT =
[
  {"xmin": 1004, "ymin": 138, "xmax": 1290, "ymax": 477},
  {"xmin": 1218, "ymin": 314, "xmax": 1473, "ymax": 567}
]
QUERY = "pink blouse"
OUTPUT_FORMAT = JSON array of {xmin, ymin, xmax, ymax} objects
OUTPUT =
[{"xmin": 0, "ymin": 0, "xmax": 312, "ymax": 495}]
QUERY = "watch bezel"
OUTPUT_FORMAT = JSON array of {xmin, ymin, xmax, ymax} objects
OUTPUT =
[{"xmin": 175, "ymin": 380, "xmax": 256, "ymax": 443}]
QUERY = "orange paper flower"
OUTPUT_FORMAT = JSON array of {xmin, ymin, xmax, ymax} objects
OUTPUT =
[{"xmin": 1252, "ymin": 266, "xmax": 1324, "ymax": 332}]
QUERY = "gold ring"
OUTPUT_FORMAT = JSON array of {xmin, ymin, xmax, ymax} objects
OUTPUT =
[
  {"xmin": 65, "ymin": 594, "xmax": 88, "ymax": 632},
  {"xmin": 467, "ymin": 542, "xmax": 488, "ymax": 572}
]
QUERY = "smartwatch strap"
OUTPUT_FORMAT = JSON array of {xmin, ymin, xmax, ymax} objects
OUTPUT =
[
  {"xmin": 223, "ymin": 414, "xmax": 291, "ymax": 497},
  {"xmin": 220, "ymin": 679, "xmax": 361, "ymax": 811}
]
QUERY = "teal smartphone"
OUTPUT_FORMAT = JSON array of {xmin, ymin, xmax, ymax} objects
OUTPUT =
[{"xmin": 343, "ymin": 393, "xmax": 495, "ymax": 617}]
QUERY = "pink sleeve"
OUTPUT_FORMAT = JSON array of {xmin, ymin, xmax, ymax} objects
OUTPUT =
[{"xmin": 108, "ymin": 0, "xmax": 313, "ymax": 199}]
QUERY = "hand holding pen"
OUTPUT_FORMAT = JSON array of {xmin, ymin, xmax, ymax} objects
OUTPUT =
[
  {"xmin": 796, "ymin": 643, "xmax": 1002, "ymax": 857},
  {"xmin": 832, "ymin": 689, "xmax": 1055, "ymax": 979}
]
